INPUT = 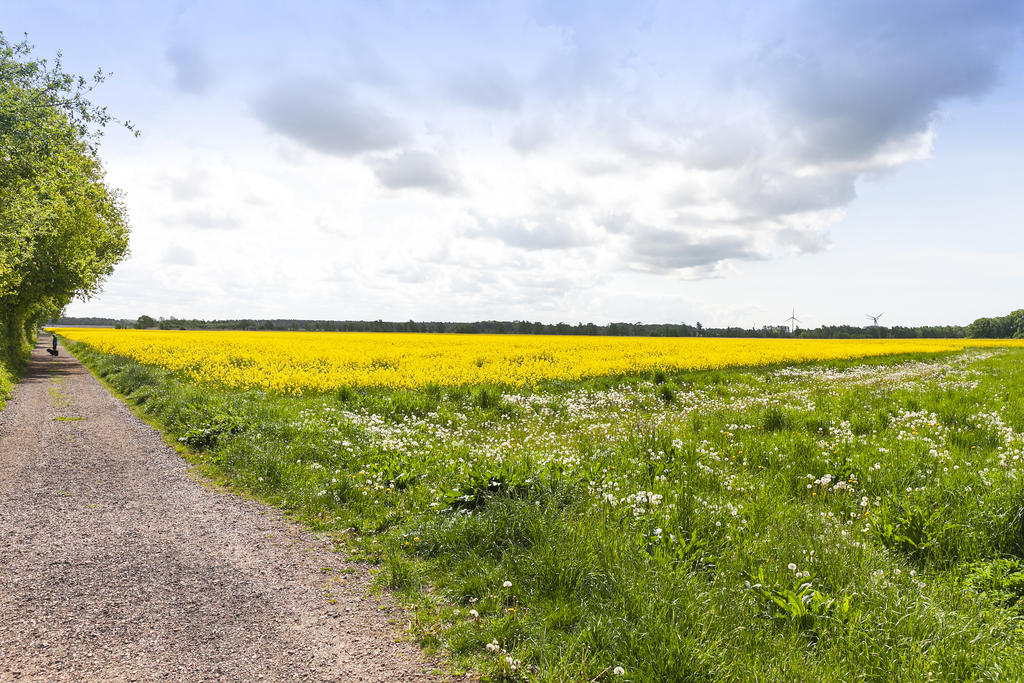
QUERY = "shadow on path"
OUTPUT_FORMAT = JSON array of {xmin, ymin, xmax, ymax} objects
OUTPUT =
[{"xmin": 16, "ymin": 342, "xmax": 82, "ymax": 385}]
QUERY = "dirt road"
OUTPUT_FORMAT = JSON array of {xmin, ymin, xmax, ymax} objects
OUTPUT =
[{"xmin": 0, "ymin": 342, "xmax": 446, "ymax": 682}]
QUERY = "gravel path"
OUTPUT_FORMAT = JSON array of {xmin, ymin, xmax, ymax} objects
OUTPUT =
[{"xmin": 0, "ymin": 342, "xmax": 449, "ymax": 682}]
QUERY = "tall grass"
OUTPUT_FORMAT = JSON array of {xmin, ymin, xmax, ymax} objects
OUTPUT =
[
  {"xmin": 67, "ymin": 340, "xmax": 1024, "ymax": 681},
  {"xmin": 0, "ymin": 330, "xmax": 32, "ymax": 411},
  {"xmin": 0, "ymin": 361, "xmax": 14, "ymax": 410}
]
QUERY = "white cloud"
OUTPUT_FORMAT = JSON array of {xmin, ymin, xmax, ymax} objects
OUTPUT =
[
  {"xmin": 371, "ymin": 150, "xmax": 462, "ymax": 195},
  {"xmin": 624, "ymin": 225, "xmax": 761, "ymax": 273},
  {"xmin": 35, "ymin": 0, "xmax": 1024, "ymax": 325},
  {"xmin": 750, "ymin": 2, "xmax": 1021, "ymax": 165},
  {"xmin": 163, "ymin": 245, "xmax": 196, "ymax": 266},
  {"xmin": 178, "ymin": 209, "xmax": 240, "ymax": 231},
  {"xmin": 166, "ymin": 41, "xmax": 213, "ymax": 94},
  {"xmin": 448, "ymin": 65, "xmax": 523, "ymax": 111},
  {"xmin": 470, "ymin": 213, "xmax": 596, "ymax": 251},
  {"xmin": 509, "ymin": 120, "xmax": 554, "ymax": 154},
  {"xmin": 251, "ymin": 78, "xmax": 406, "ymax": 156}
]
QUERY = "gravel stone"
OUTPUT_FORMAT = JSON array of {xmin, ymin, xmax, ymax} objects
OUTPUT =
[{"xmin": 0, "ymin": 342, "xmax": 451, "ymax": 682}]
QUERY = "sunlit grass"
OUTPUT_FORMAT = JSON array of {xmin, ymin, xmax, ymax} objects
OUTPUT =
[
  {"xmin": 68, "ymin": 339, "xmax": 1024, "ymax": 681},
  {"xmin": 0, "ymin": 364, "xmax": 13, "ymax": 410},
  {"xmin": 0, "ymin": 340, "xmax": 25, "ymax": 410}
]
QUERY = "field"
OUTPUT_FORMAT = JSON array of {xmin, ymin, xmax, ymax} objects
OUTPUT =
[
  {"xmin": 48, "ymin": 327, "xmax": 1023, "ymax": 391},
  {"xmin": 55, "ymin": 329, "xmax": 1024, "ymax": 681}
]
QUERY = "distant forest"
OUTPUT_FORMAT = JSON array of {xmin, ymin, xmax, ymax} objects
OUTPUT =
[{"xmin": 50, "ymin": 309, "xmax": 1024, "ymax": 339}]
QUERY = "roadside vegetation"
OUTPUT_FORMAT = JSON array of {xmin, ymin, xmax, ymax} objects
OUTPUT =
[
  {"xmin": 0, "ymin": 33, "xmax": 131, "ymax": 395},
  {"xmin": 66, "ymin": 339, "xmax": 1024, "ymax": 681},
  {"xmin": 0, "ymin": 359, "xmax": 13, "ymax": 410}
]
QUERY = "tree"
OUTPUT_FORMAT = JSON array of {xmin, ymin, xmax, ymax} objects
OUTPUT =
[
  {"xmin": 1, "ymin": 33, "xmax": 132, "ymax": 363},
  {"xmin": 966, "ymin": 310, "xmax": 1024, "ymax": 339}
]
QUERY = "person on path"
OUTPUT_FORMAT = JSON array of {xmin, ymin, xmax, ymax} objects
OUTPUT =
[{"xmin": 51, "ymin": 333, "xmax": 58, "ymax": 351}]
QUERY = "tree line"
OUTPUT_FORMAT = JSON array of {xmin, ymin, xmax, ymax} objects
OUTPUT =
[
  {"xmin": 50, "ymin": 314, "xmax": 1009, "ymax": 339},
  {"xmin": 1, "ymin": 34, "xmax": 131, "ymax": 367},
  {"xmin": 965, "ymin": 310, "xmax": 1024, "ymax": 339}
]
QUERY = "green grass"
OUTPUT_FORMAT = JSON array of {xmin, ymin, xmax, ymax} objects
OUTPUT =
[
  {"xmin": 0, "ymin": 363, "xmax": 12, "ymax": 410},
  {"xmin": 66, "ymin": 341, "xmax": 1024, "ymax": 681},
  {"xmin": 0, "ymin": 326, "xmax": 40, "ymax": 411},
  {"xmin": 0, "ymin": 340, "xmax": 28, "ymax": 411}
]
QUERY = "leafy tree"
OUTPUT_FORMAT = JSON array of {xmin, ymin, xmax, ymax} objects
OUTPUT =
[
  {"xmin": 1, "ymin": 33, "xmax": 132, "ymax": 364},
  {"xmin": 966, "ymin": 310, "xmax": 1024, "ymax": 339}
]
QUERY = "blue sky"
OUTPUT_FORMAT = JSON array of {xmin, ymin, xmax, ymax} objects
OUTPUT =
[{"xmin": 5, "ymin": 1, "xmax": 1024, "ymax": 327}]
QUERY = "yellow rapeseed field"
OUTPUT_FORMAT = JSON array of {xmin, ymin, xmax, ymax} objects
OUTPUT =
[{"xmin": 50, "ymin": 328, "xmax": 1024, "ymax": 393}]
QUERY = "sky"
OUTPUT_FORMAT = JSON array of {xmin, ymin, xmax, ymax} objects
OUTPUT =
[{"xmin": 5, "ymin": 0, "xmax": 1024, "ymax": 328}]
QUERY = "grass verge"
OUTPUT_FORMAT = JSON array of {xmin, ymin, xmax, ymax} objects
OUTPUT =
[
  {"xmin": 66, "ymin": 341, "xmax": 1024, "ymax": 681},
  {"xmin": 0, "ymin": 339, "xmax": 30, "ymax": 411},
  {"xmin": 0, "ymin": 362, "xmax": 13, "ymax": 410}
]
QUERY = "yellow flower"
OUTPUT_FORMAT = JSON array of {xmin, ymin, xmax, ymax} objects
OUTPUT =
[{"xmin": 50, "ymin": 328, "xmax": 1024, "ymax": 393}]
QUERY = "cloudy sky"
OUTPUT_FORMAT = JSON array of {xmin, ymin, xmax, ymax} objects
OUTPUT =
[{"xmin": 6, "ymin": 1, "xmax": 1024, "ymax": 328}]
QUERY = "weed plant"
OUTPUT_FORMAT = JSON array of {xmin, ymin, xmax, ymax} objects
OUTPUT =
[
  {"xmin": 0, "ymin": 362, "xmax": 13, "ymax": 410},
  {"xmin": 0, "ymin": 334, "xmax": 31, "ymax": 410},
  {"xmin": 68, "ymin": 341, "xmax": 1024, "ymax": 681}
]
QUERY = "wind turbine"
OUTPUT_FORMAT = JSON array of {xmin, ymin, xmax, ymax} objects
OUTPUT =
[
  {"xmin": 866, "ymin": 312, "xmax": 884, "ymax": 326},
  {"xmin": 783, "ymin": 307, "xmax": 801, "ymax": 334}
]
